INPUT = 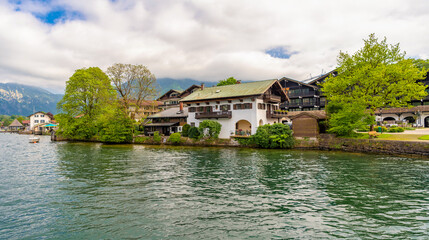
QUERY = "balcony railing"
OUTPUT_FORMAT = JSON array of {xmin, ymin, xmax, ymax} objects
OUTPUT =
[
  {"xmin": 263, "ymin": 94, "xmax": 282, "ymax": 103},
  {"xmin": 195, "ymin": 111, "xmax": 232, "ymax": 119},
  {"xmin": 266, "ymin": 110, "xmax": 288, "ymax": 118}
]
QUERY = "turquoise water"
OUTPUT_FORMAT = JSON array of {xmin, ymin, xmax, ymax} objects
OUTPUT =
[{"xmin": 1, "ymin": 134, "xmax": 428, "ymax": 239}]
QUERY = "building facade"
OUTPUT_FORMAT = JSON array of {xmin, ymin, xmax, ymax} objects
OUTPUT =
[
  {"xmin": 29, "ymin": 112, "xmax": 53, "ymax": 131},
  {"xmin": 181, "ymin": 80, "xmax": 288, "ymax": 139}
]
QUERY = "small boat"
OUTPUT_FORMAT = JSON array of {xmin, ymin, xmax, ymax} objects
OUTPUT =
[{"xmin": 29, "ymin": 137, "xmax": 40, "ymax": 143}]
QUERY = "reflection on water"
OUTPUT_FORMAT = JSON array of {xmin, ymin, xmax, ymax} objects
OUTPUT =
[{"xmin": 1, "ymin": 134, "xmax": 429, "ymax": 239}]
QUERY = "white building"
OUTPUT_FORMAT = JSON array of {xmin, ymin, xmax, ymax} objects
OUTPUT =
[
  {"xmin": 181, "ymin": 80, "xmax": 289, "ymax": 138},
  {"xmin": 29, "ymin": 112, "xmax": 53, "ymax": 131}
]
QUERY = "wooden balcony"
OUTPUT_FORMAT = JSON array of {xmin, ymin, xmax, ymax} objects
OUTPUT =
[
  {"xmin": 195, "ymin": 111, "xmax": 232, "ymax": 119},
  {"xmin": 266, "ymin": 110, "xmax": 288, "ymax": 118},
  {"xmin": 263, "ymin": 94, "xmax": 282, "ymax": 103}
]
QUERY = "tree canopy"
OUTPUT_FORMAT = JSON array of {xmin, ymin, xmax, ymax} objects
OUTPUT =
[
  {"xmin": 322, "ymin": 34, "xmax": 427, "ymax": 133},
  {"xmin": 217, "ymin": 77, "xmax": 238, "ymax": 86},
  {"xmin": 106, "ymin": 63, "xmax": 157, "ymax": 114},
  {"xmin": 58, "ymin": 67, "xmax": 115, "ymax": 119}
]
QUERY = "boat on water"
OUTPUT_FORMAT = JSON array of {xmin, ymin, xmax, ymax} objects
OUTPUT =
[{"xmin": 29, "ymin": 137, "xmax": 40, "ymax": 143}]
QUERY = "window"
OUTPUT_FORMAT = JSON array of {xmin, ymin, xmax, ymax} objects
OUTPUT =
[
  {"xmin": 34, "ymin": 120, "xmax": 39, "ymax": 123},
  {"xmin": 220, "ymin": 104, "xmax": 231, "ymax": 111},
  {"xmin": 35, "ymin": 115, "xmax": 39, "ymax": 117},
  {"xmin": 189, "ymin": 107, "xmax": 196, "ymax": 112},
  {"xmin": 41, "ymin": 115, "xmax": 44, "ymax": 117},
  {"xmin": 41, "ymin": 120, "xmax": 45, "ymax": 123},
  {"xmin": 258, "ymin": 103, "xmax": 266, "ymax": 110},
  {"xmin": 233, "ymin": 103, "xmax": 252, "ymax": 110},
  {"xmin": 190, "ymin": 122, "xmax": 195, "ymax": 127}
]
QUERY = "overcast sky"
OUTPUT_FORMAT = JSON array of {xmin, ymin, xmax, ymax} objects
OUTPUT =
[{"xmin": 1, "ymin": 0, "xmax": 429, "ymax": 93}]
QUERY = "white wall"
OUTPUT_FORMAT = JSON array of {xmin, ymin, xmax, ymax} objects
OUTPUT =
[
  {"xmin": 30, "ymin": 112, "xmax": 51, "ymax": 130},
  {"xmin": 186, "ymin": 98, "xmax": 282, "ymax": 138}
]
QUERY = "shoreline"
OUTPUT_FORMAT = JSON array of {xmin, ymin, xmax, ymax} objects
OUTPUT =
[{"xmin": 50, "ymin": 133, "xmax": 429, "ymax": 158}]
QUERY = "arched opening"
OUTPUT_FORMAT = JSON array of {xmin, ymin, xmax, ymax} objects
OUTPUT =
[
  {"xmin": 235, "ymin": 120, "xmax": 251, "ymax": 136},
  {"xmin": 404, "ymin": 116, "xmax": 415, "ymax": 124},
  {"xmin": 383, "ymin": 117, "xmax": 396, "ymax": 121},
  {"xmin": 425, "ymin": 117, "xmax": 429, "ymax": 128},
  {"xmin": 259, "ymin": 119, "xmax": 264, "ymax": 126}
]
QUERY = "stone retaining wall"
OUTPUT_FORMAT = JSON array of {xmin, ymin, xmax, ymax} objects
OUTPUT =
[{"xmin": 318, "ymin": 134, "xmax": 429, "ymax": 156}]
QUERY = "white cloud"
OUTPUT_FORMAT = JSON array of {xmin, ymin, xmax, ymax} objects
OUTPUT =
[{"xmin": 1, "ymin": 0, "xmax": 429, "ymax": 92}]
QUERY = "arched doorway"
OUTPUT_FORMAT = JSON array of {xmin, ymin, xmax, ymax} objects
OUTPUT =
[
  {"xmin": 236, "ymin": 120, "xmax": 251, "ymax": 136},
  {"xmin": 404, "ymin": 116, "xmax": 415, "ymax": 124},
  {"xmin": 383, "ymin": 117, "xmax": 396, "ymax": 121},
  {"xmin": 425, "ymin": 117, "xmax": 429, "ymax": 128}
]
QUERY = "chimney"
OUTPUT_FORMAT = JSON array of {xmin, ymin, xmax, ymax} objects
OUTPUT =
[
  {"xmin": 201, "ymin": 83, "xmax": 205, "ymax": 90},
  {"xmin": 237, "ymin": 80, "xmax": 241, "ymax": 84},
  {"xmin": 179, "ymin": 102, "xmax": 184, "ymax": 112}
]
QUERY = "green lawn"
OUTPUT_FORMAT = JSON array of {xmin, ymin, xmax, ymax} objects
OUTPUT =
[
  {"xmin": 347, "ymin": 133, "xmax": 427, "ymax": 141},
  {"xmin": 418, "ymin": 135, "xmax": 429, "ymax": 140}
]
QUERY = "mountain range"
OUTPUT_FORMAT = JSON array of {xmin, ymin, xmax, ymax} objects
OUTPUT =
[
  {"xmin": 0, "ymin": 83, "xmax": 63, "ymax": 116},
  {"xmin": 0, "ymin": 78, "xmax": 218, "ymax": 116}
]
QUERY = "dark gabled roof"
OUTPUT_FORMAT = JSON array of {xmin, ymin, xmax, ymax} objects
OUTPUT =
[
  {"xmin": 279, "ymin": 77, "xmax": 318, "ymax": 89},
  {"xmin": 157, "ymin": 89, "xmax": 183, "ymax": 100},
  {"xmin": 181, "ymin": 80, "xmax": 287, "ymax": 102},
  {"xmin": 8, "ymin": 119, "xmax": 23, "ymax": 127},
  {"xmin": 179, "ymin": 85, "xmax": 201, "ymax": 98},
  {"xmin": 306, "ymin": 70, "xmax": 337, "ymax": 85}
]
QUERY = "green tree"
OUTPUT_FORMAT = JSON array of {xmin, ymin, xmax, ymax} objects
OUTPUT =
[
  {"xmin": 57, "ymin": 67, "xmax": 115, "ymax": 140},
  {"xmin": 326, "ymin": 102, "xmax": 374, "ymax": 136},
  {"xmin": 98, "ymin": 106, "xmax": 134, "ymax": 143},
  {"xmin": 322, "ymin": 34, "xmax": 427, "ymax": 131},
  {"xmin": 217, "ymin": 77, "xmax": 238, "ymax": 86}
]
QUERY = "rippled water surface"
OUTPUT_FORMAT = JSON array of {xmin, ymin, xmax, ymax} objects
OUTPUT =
[{"xmin": 1, "ymin": 134, "xmax": 429, "ymax": 239}]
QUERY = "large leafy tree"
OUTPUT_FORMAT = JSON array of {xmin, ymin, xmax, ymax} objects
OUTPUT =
[
  {"xmin": 57, "ymin": 67, "xmax": 115, "ymax": 140},
  {"xmin": 217, "ymin": 77, "xmax": 238, "ymax": 86},
  {"xmin": 106, "ymin": 63, "xmax": 157, "ymax": 115},
  {"xmin": 323, "ymin": 34, "xmax": 427, "ymax": 132}
]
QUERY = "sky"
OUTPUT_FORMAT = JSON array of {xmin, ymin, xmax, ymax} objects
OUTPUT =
[{"xmin": 1, "ymin": 0, "xmax": 429, "ymax": 93}]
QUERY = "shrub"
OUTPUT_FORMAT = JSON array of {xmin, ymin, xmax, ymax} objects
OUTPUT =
[
  {"xmin": 153, "ymin": 131, "xmax": 161, "ymax": 143},
  {"xmin": 236, "ymin": 137, "xmax": 255, "ymax": 146},
  {"xmin": 181, "ymin": 124, "xmax": 190, "ymax": 137},
  {"xmin": 99, "ymin": 113, "xmax": 134, "ymax": 143},
  {"xmin": 404, "ymin": 127, "xmax": 415, "ymax": 130},
  {"xmin": 168, "ymin": 132, "xmax": 182, "ymax": 144},
  {"xmin": 357, "ymin": 125, "xmax": 370, "ymax": 132},
  {"xmin": 134, "ymin": 136, "xmax": 149, "ymax": 143},
  {"xmin": 188, "ymin": 127, "xmax": 200, "ymax": 140},
  {"xmin": 253, "ymin": 123, "xmax": 294, "ymax": 149},
  {"xmin": 388, "ymin": 127, "xmax": 404, "ymax": 133},
  {"xmin": 199, "ymin": 120, "xmax": 222, "ymax": 139},
  {"xmin": 376, "ymin": 126, "xmax": 388, "ymax": 133}
]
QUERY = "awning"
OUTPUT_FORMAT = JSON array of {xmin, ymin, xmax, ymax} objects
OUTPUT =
[
  {"xmin": 44, "ymin": 123, "xmax": 57, "ymax": 127},
  {"xmin": 143, "ymin": 122, "xmax": 179, "ymax": 127}
]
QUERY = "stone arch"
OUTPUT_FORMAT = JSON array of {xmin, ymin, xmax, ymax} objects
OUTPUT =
[
  {"xmin": 383, "ymin": 117, "xmax": 396, "ymax": 121},
  {"xmin": 425, "ymin": 116, "xmax": 429, "ymax": 128},
  {"xmin": 403, "ymin": 116, "xmax": 415, "ymax": 124},
  {"xmin": 236, "ymin": 120, "xmax": 252, "ymax": 136}
]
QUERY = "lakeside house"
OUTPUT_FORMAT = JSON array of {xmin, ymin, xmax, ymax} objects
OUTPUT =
[
  {"xmin": 158, "ymin": 85, "xmax": 201, "ymax": 109},
  {"xmin": 127, "ymin": 100, "xmax": 164, "ymax": 121},
  {"xmin": 143, "ymin": 106, "xmax": 188, "ymax": 136},
  {"xmin": 29, "ymin": 112, "xmax": 53, "ymax": 131},
  {"xmin": 279, "ymin": 70, "xmax": 335, "ymax": 112},
  {"xmin": 8, "ymin": 119, "xmax": 24, "ymax": 131},
  {"xmin": 180, "ymin": 79, "xmax": 289, "ymax": 138}
]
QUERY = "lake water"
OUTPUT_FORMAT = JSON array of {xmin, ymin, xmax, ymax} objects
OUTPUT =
[{"xmin": 1, "ymin": 134, "xmax": 428, "ymax": 239}]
